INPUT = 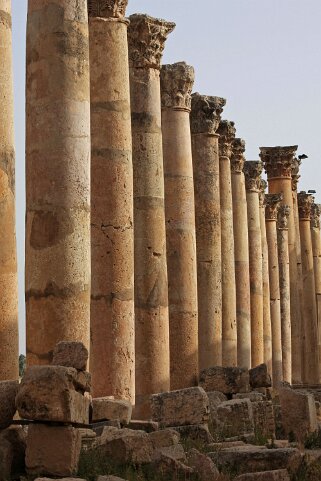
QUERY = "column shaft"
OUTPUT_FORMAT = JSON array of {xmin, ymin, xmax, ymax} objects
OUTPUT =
[
  {"xmin": 0, "ymin": 0, "xmax": 19, "ymax": 379},
  {"xmin": 26, "ymin": 0, "xmax": 91, "ymax": 365},
  {"xmin": 311, "ymin": 204, "xmax": 321, "ymax": 365},
  {"xmin": 89, "ymin": 4, "xmax": 134, "ymax": 401}
]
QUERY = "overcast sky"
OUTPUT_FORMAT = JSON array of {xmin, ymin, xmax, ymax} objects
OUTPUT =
[{"xmin": 12, "ymin": 0, "xmax": 321, "ymax": 352}]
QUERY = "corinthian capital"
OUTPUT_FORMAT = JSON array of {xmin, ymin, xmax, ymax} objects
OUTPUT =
[
  {"xmin": 265, "ymin": 193, "xmax": 283, "ymax": 221},
  {"xmin": 278, "ymin": 205, "xmax": 291, "ymax": 229},
  {"xmin": 231, "ymin": 138, "xmax": 246, "ymax": 174},
  {"xmin": 190, "ymin": 93, "xmax": 226, "ymax": 135},
  {"xmin": 260, "ymin": 146, "xmax": 298, "ymax": 180},
  {"xmin": 311, "ymin": 203, "xmax": 321, "ymax": 229},
  {"xmin": 298, "ymin": 192, "xmax": 314, "ymax": 220},
  {"xmin": 291, "ymin": 158, "xmax": 301, "ymax": 192},
  {"xmin": 88, "ymin": 0, "xmax": 128, "ymax": 18},
  {"xmin": 244, "ymin": 161, "xmax": 263, "ymax": 193},
  {"xmin": 160, "ymin": 62, "xmax": 195, "ymax": 111},
  {"xmin": 128, "ymin": 14, "xmax": 175, "ymax": 70},
  {"xmin": 259, "ymin": 179, "xmax": 268, "ymax": 207},
  {"xmin": 217, "ymin": 120, "xmax": 236, "ymax": 158}
]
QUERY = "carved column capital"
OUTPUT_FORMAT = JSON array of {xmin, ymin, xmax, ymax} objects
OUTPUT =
[
  {"xmin": 259, "ymin": 179, "xmax": 268, "ymax": 207},
  {"xmin": 160, "ymin": 62, "xmax": 194, "ymax": 111},
  {"xmin": 291, "ymin": 157, "xmax": 301, "ymax": 192},
  {"xmin": 311, "ymin": 203, "xmax": 321, "ymax": 229},
  {"xmin": 298, "ymin": 192, "xmax": 314, "ymax": 221},
  {"xmin": 260, "ymin": 146, "xmax": 298, "ymax": 180},
  {"xmin": 88, "ymin": 0, "xmax": 128, "ymax": 18},
  {"xmin": 231, "ymin": 138, "xmax": 245, "ymax": 174},
  {"xmin": 265, "ymin": 193, "xmax": 283, "ymax": 221},
  {"xmin": 190, "ymin": 93, "xmax": 226, "ymax": 135},
  {"xmin": 217, "ymin": 120, "xmax": 236, "ymax": 158},
  {"xmin": 128, "ymin": 14, "xmax": 175, "ymax": 70},
  {"xmin": 278, "ymin": 205, "xmax": 291, "ymax": 229},
  {"xmin": 244, "ymin": 161, "xmax": 263, "ymax": 193}
]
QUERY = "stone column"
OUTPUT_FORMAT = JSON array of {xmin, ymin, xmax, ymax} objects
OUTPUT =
[
  {"xmin": 26, "ymin": 0, "xmax": 91, "ymax": 365},
  {"xmin": 88, "ymin": 0, "xmax": 134, "ymax": 401},
  {"xmin": 277, "ymin": 205, "xmax": 292, "ymax": 383},
  {"xmin": 260, "ymin": 146, "xmax": 302, "ymax": 384},
  {"xmin": 231, "ymin": 139, "xmax": 251, "ymax": 369},
  {"xmin": 311, "ymin": 203, "xmax": 321, "ymax": 366},
  {"xmin": 244, "ymin": 161, "xmax": 264, "ymax": 367},
  {"xmin": 191, "ymin": 93, "xmax": 226, "ymax": 370},
  {"xmin": 0, "ymin": 0, "xmax": 19, "ymax": 380},
  {"xmin": 128, "ymin": 15, "xmax": 175, "ymax": 418},
  {"xmin": 265, "ymin": 194, "xmax": 283, "ymax": 386},
  {"xmin": 217, "ymin": 120, "xmax": 237, "ymax": 367},
  {"xmin": 298, "ymin": 192, "xmax": 320, "ymax": 384},
  {"xmin": 259, "ymin": 180, "xmax": 272, "ymax": 375},
  {"xmin": 161, "ymin": 62, "xmax": 198, "ymax": 390}
]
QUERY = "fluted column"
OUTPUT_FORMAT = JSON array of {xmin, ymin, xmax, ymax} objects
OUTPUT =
[
  {"xmin": 244, "ymin": 161, "xmax": 264, "ymax": 367},
  {"xmin": 161, "ymin": 62, "xmax": 198, "ymax": 389},
  {"xmin": 88, "ymin": 0, "xmax": 134, "ymax": 401},
  {"xmin": 218, "ymin": 120, "xmax": 237, "ymax": 366},
  {"xmin": 265, "ymin": 194, "xmax": 283, "ymax": 386},
  {"xmin": 311, "ymin": 203, "xmax": 321, "ymax": 366},
  {"xmin": 277, "ymin": 205, "xmax": 291, "ymax": 383},
  {"xmin": 191, "ymin": 93, "xmax": 226, "ymax": 369},
  {"xmin": 259, "ymin": 180, "xmax": 272, "ymax": 374},
  {"xmin": 261, "ymin": 146, "xmax": 302, "ymax": 384},
  {"xmin": 26, "ymin": 0, "xmax": 91, "ymax": 365},
  {"xmin": 231, "ymin": 139, "xmax": 251, "ymax": 368},
  {"xmin": 0, "ymin": 0, "xmax": 18, "ymax": 379},
  {"xmin": 128, "ymin": 15, "xmax": 175, "ymax": 417},
  {"xmin": 298, "ymin": 192, "xmax": 320, "ymax": 384}
]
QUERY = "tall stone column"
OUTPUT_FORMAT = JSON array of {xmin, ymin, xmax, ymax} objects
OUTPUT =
[
  {"xmin": 26, "ymin": 0, "xmax": 91, "ymax": 365},
  {"xmin": 259, "ymin": 180, "xmax": 272, "ymax": 374},
  {"xmin": 161, "ymin": 62, "xmax": 198, "ymax": 390},
  {"xmin": 311, "ymin": 203, "xmax": 321, "ymax": 366},
  {"xmin": 244, "ymin": 161, "xmax": 264, "ymax": 367},
  {"xmin": 265, "ymin": 194, "xmax": 283, "ymax": 386},
  {"xmin": 231, "ymin": 139, "xmax": 251, "ymax": 368},
  {"xmin": 277, "ymin": 205, "xmax": 292, "ymax": 383},
  {"xmin": 88, "ymin": 0, "xmax": 134, "ymax": 401},
  {"xmin": 128, "ymin": 15, "xmax": 175, "ymax": 418},
  {"xmin": 260, "ymin": 146, "xmax": 302, "ymax": 384},
  {"xmin": 217, "ymin": 120, "xmax": 237, "ymax": 366},
  {"xmin": 191, "ymin": 93, "xmax": 226, "ymax": 370},
  {"xmin": 298, "ymin": 192, "xmax": 320, "ymax": 384},
  {"xmin": 0, "ymin": 0, "xmax": 19, "ymax": 380}
]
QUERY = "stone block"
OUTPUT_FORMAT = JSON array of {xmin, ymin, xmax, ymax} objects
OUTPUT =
[
  {"xmin": 36, "ymin": 479, "xmax": 86, "ymax": 481},
  {"xmin": 152, "ymin": 444, "xmax": 187, "ymax": 462},
  {"xmin": 234, "ymin": 470, "xmax": 290, "ymax": 480},
  {"xmin": 152, "ymin": 453, "xmax": 194, "ymax": 477},
  {"xmin": 0, "ymin": 426, "xmax": 26, "ymax": 481},
  {"xmin": 234, "ymin": 392, "xmax": 266, "ymax": 402},
  {"xmin": 128, "ymin": 420, "xmax": 159, "ymax": 432},
  {"xmin": 97, "ymin": 477, "xmax": 128, "ymax": 481},
  {"xmin": 98, "ymin": 428, "xmax": 154, "ymax": 464},
  {"xmin": 16, "ymin": 366, "xmax": 90, "ymax": 423},
  {"xmin": 252, "ymin": 401, "xmax": 275, "ymax": 439},
  {"xmin": 26, "ymin": 425, "xmax": 81, "ymax": 476},
  {"xmin": 92, "ymin": 398, "xmax": 132, "ymax": 424},
  {"xmin": 173, "ymin": 424, "xmax": 214, "ymax": 443},
  {"xmin": 52, "ymin": 341, "xmax": 88, "ymax": 371},
  {"xmin": 213, "ymin": 399, "xmax": 254, "ymax": 438},
  {"xmin": 249, "ymin": 364, "xmax": 272, "ymax": 389},
  {"xmin": 149, "ymin": 428, "xmax": 180, "ymax": 448},
  {"xmin": 279, "ymin": 387, "xmax": 317, "ymax": 442},
  {"xmin": 151, "ymin": 387, "xmax": 209, "ymax": 427},
  {"xmin": 0, "ymin": 380, "xmax": 19, "ymax": 429},
  {"xmin": 199, "ymin": 366, "xmax": 250, "ymax": 394},
  {"xmin": 188, "ymin": 448, "xmax": 220, "ymax": 481}
]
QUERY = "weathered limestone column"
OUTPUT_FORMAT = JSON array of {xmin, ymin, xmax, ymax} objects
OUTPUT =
[
  {"xmin": 128, "ymin": 15, "xmax": 175, "ymax": 417},
  {"xmin": 298, "ymin": 192, "xmax": 320, "ymax": 384},
  {"xmin": 191, "ymin": 93, "xmax": 226, "ymax": 369},
  {"xmin": 311, "ymin": 203, "xmax": 321, "ymax": 366},
  {"xmin": 217, "ymin": 120, "xmax": 237, "ymax": 366},
  {"xmin": 231, "ymin": 139, "xmax": 251, "ymax": 368},
  {"xmin": 259, "ymin": 180, "xmax": 272, "ymax": 374},
  {"xmin": 244, "ymin": 161, "xmax": 264, "ymax": 367},
  {"xmin": 161, "ymin": 62, "xmax": 198, "ymax": 389},
  {"xmin": 277, "ymin": 205, "xmax": 292, "ymax": 383},
  {"xmin": 26, "ymin": 0, "xmax": 91, "ymax": 365},
  {"xmin": 261, "ymin": 146, "xmax": 302, "ymax": 384},
  {"xmin": 88, "ymin": 0, "xmax": 134, "ymax": 401},
  {"xmin": 0, "ymin": 0, "xmax": 19, "ymax": 380},
  {"xmin": 265, "ymin": 194, "xmax": 283, "ymax": 386}
]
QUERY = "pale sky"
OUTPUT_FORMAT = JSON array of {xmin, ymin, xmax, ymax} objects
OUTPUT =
[{"xmin": 11, "ymin": 0, "xmax": 321, "ymax": 353}]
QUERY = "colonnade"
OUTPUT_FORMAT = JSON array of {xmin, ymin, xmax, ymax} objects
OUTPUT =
[{"xmin": 1, "ymin": 1, "xmax": 321, "ymax": 416}]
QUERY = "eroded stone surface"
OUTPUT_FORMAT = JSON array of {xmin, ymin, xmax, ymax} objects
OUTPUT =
[
  {"xmin": 279, "ymin": 387, "xmax": 317, "ymax": 442},
  {"xmin": 199, "ymin": 366, "xmax": 250, "ymax": 394},
  {"xmin": 234, "ymin": 470, "xmax": 290, "ymax": 481},
  {"xmin": 92, "ymin": 398, "xmax": 132, "ymax": 424},
  {"xmin": 52, "ymin": 342, "xmax": 88, "ymax": 371},
  {"xmin": 249, "ymin": 364, "xmax": 272, "ymax": 389},
  {"xmin": 0, "ymin": 380, "xmax": 18, "ymax": 428}
]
